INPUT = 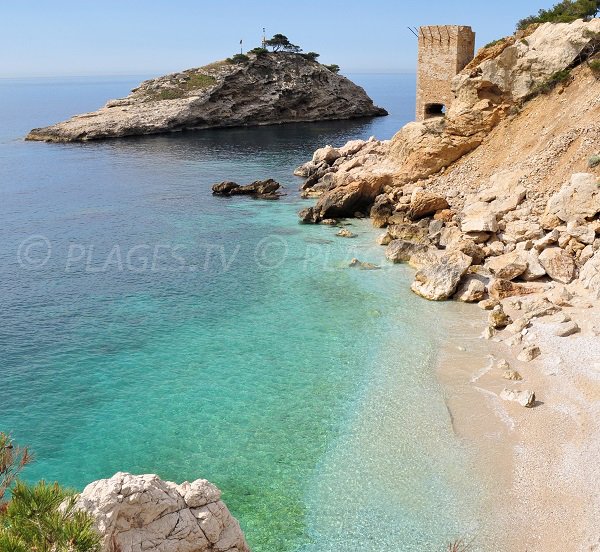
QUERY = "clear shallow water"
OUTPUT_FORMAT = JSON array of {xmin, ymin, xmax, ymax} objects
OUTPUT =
[{"xmin": 1, "ymin": 74, "xmax": 481, "ymax": 550}]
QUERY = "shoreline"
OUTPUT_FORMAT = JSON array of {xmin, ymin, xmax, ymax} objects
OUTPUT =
[{"xmin": 436, "ymin": 288, "xmax": 600, "ymax": 551}]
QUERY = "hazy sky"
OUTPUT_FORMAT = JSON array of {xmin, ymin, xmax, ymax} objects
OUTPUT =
[{"xmin": 2, "ymin": 0, "xmax": 558, "ymax": 77}]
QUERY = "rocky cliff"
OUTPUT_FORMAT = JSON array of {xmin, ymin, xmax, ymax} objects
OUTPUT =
[
  {"xmin": 26, "ymin": 53, "xmax": 387, "ymax": 142},
  {"xmin": 75, "ymin": 472, "xmax": 250, "ymax": 552}
]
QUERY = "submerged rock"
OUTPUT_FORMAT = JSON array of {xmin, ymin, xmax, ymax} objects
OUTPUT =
[
  {"xmin": 349, "ymin": 258, "xmax": 380, "ymax": 270},
  {"xmin": 75, "ymin": 472, "xmax": 250, "ymax": 552},
  {"xmin": 27, "ymin": 53, "xmax": 387, "ymax": 142}
]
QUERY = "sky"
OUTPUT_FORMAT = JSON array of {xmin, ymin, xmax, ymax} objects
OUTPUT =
[{"xmin": 1, "ymin": 0, "xmax": 559, "ymax": 77}]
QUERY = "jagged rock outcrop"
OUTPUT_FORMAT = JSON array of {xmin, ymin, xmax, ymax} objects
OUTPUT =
[
  {"xmin": 212, "ymin": 179, "xmax": 281, "ymax": 199},
  {"xmin": 75, "ymin": 472, "xmax": 250, "ymax": 552},
  {"xmin": 26, "ymin": 53, "xmax": 387, "ymax": 142}
]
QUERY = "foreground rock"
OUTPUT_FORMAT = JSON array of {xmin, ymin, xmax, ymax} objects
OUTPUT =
[
  {"xmin": 411, "ymin": 251, "xmax": 472, "ymax": 301},
  {"xmin": 76, "ymin": 472, "xmax": 250, "ymax": 552},
  {"xmin": 212, "ymin": 179, "xmax": 281, "ymax": 199},
  {"xmin": 27, "ymin": 53, "xmax": 387, "ymax": 142}
]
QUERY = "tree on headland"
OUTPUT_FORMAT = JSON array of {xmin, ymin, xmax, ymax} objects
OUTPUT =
[
  {"xmin": 517, "ymin": 0, "xmax": 600, "ymax": 29},
  {"xmin": 264, "ymin": 33, "xmax": 302, "ymax": 53},
  {"xmin": 323, "ymin": 64, "xmax": 341, "ymax": 74}
]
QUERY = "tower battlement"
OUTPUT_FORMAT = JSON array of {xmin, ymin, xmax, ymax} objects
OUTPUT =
[{"xmin": 416, "ymin": 25, "xmax": 475, "ymax": 121}]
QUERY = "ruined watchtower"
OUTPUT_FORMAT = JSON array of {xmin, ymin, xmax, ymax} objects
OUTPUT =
[{"xmin": 416, "ymin": 25, "xmax": 475, "ymax": 121}]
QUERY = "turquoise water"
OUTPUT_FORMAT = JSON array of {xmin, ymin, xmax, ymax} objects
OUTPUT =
[{"xmin": 0, "ymin": 75, "xmax": 483, "ymax": 550}]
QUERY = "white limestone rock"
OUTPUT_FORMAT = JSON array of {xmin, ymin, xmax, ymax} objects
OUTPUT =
[{"xmin": 75, "ymin": 472, "xmax": 250, "ymax": 552}]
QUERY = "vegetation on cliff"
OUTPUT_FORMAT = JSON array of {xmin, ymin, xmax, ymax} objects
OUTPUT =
[{"xmin": 517, "ymin": 0, "xmax": 600, "ymax": 29}]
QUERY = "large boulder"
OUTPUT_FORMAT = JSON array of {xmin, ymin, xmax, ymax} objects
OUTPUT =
[
  {"xmin": 486, "ymin": 251, "xmax": 528, "ymax": 280},
  {"xmin": 411, "ymin": 250, "xmax": 473, "ymax": 301},
  {"xmin": 408, "ymin": 191, "xmax": 449, "ymax": 220},
  {"xmin": 544, "ymin": 173, "xmax": 600, "ymax": 223},
  {"xmin": 538, "ymin": 247, "xmax": 576, "ymax": 283},
  {"xmin": 385, "ymin": 240, "xmax": 429, "ymax": 263},
  {"xmin": 312, "ymin": 146, "xmax": 341, "ymax": 165},
  {"xmin": 75, "ymin": 472, "xmax": 250, "ymax": 552},
  {"xmin": 460, "ymin": 201, "xmax": 499, "ymax": 233},
  {"xmin": 580, "ymin": 251, "xmax": 600, "ymax": 298}
]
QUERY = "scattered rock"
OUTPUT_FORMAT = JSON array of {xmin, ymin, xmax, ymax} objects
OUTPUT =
[
  {"xmin": 213, "ymin": 178, "xmax": 281, "ymax": 198},
  {"xmin": 488, "ymin": 304, "xmax": 511, "ymax": 329},
  {"xmin": 349, "ymin": 258, "xmax": 380, "ymax": 270},
  {"xmin": 500, "ymin": 388, "xmax": 536, "ymax": 407},
  {"xmin": 478, "ymin": 298, "xmax": 500, "ymax": 310},
  {"xmin": 518, "ymin": 345, "xmax": 541, "ymax": 362},
  {"xmin": 503, "ymin": 370, "xmax": 523, "ymax": 381},
  {"xmin": 336, "ymin": 228, "xmax": 355, "ymax": 238},
  {"xmin": 488, "ymin": 278, "xmax": 540, "ymax": 300},
  {"xmin": 544, "ymin": 173, "xmax": 600, "ymax": 223},
  {"xmin": 555, "ymin": 321, "xmax": 580, "ymax": 337}
]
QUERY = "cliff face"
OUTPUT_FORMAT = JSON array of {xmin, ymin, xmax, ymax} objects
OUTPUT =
[{"xmin": 26, "ymin": 53, "xmax": 387, "ymax": 142}]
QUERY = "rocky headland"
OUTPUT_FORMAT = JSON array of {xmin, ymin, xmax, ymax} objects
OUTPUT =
[
  {"xmin": 25, "ymin": 52, "xmax": 386, "ymax": 142},
  {"xmin": 295, "ymin": 18, "xmax": 600, "ymax": 550}
]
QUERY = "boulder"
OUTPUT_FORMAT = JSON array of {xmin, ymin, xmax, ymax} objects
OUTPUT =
[
  {"xmin": 451, "ymin": 240, "xmax": 486, "ymax": 265},
  {"xmin": 408, "ymin": 247, "xmax": 442, "ymax": 270},
  {"xmin": 410, "ymin": 250, "xmax": 472, "ymax": 301},
  {"xmin": 75, "ymin": 472, "xmax": 250, "ymax": 552},
  {"xmin": 522, "ymin": 250, "xmax": 547, "ymax": 281},
  {"xmin": 555, "ymin": 321, "xmax": 580, "ymax": 337},
  {"xmin": 517, "ymin": 345, "xmax": 541, "ymax": 362},
  {"xmin": 460, "ymin": 202, "xmax": 498, "ymax": 233},
  {"xmin": 486, "ymin": 251, "xmax": 528, "ymax": 280},
  {"xmin": 454, "ymin": 275, "xmax": 487, "ymax": 303},
  {"xmin": 338, "ymin": 139, "xmax": 366, "ymax": 157},
  {"xmin": 387, "ymin": 223, "xmax": 429, "ymax": 243},
  {"xmin": 503, "ymin": 370, "xmax": 523, "ymax": 381},
  {"xmin": 580, "ymin": 252, "xmax": 600, "ymax": 298},
  {"xmin": 313, "ymin": 145, "xmax": 341, "ymax": 165},
  {"xmin": 310, "ymin": 173, "xmax": 392, "ymax": 221},
  {"xmin": 566, "ymin": 221, "xmax": 596, "ymax": 245},
  {"xmin": 488, "ymin": 304, "xmax": 511, "ymax": 329},
  {"xmin": 211, "ymin": 181, "xmax": 239, "ymax": 195},
  {"xmin": 336, "ymin": 228, "xmax": 355, "ymax": 238},
  {"xmin": 544, "ymin": 173, "xmax": 600, "ymax": 223},
  {"xmin": 500, "ymin": 220, "xmax": 544, "ymax": 244},
  {"xmin": 385, "ymin": 240, "xmax": 429, "ymax": 263},
  {"xmin": 370, "ymin": 194, "xmax": 393, "ymax": 228},
  {"xmin": 488, "ymin": 278, "xmax": 540, "ymax": 300},
  {"xmin": 500, "ymin": 388, "xmax": 536, "ymax": 408},
  {"xmin": 408, "ymin": 191, "xmax": 449, "ymax": 220},
  {"xmin": 538, "ymin": 247, "xmax": 576, "ymax": 283}
]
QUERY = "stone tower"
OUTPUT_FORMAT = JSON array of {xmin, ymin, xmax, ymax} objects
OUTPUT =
[{"xmin": 416, "ymin": 25, "xmax": 475, "ymax": 121}]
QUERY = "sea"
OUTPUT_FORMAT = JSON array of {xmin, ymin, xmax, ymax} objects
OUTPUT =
[{"xmin": 0, "ymin": 74, "xmax": 486, "ymax": 551}]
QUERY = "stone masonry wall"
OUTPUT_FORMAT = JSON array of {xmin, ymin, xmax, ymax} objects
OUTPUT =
[{"xmin": 416, "ymin": 25, "xmax": 475, "ymax": 121}]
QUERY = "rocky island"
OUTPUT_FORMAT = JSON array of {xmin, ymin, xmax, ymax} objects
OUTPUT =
[{"xmin": 25, "ymin": 51, "xmax": 387, "ymax": 142}]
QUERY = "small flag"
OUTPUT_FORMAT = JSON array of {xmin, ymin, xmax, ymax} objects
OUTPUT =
[{"xmin": 240, "ymin": 39, "xmax": 243, "ymax": 45}]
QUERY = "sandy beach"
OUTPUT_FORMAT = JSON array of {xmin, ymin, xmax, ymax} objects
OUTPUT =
[{"xmin": 438, "ymin": 289, "xmax": 600, "ymax": 551}]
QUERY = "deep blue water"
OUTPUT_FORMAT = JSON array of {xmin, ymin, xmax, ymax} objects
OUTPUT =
[{"xmin": 0, "ymin": 73, "xmax": 484, "ymax": 551}]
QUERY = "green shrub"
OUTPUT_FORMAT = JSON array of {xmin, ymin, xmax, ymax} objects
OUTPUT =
[
  {"xmin": 185, "ymin": 73, "xmax": 216, "ymax": 90},
  {"xmin": 517, "ymin": 0, "xmax": 600, "ymax": 30},
  {"xmin": 248, "ymin": 47, "xmax": 268, "ymax": 57},
  {"xmin": 323, "ymin": 64, "xmax": 340, "ymax": 74},
  {"xmin": 156, "ymin": 88, "xmax": 184, "ymax": 100},
  {"xmin": 589, "ymin": 154, "xmax": 600, "ymax": 167},
  {"xmin": 0, "ymin": 480, "xmax": 100, "ymax": 552},
  {"xmin": 484, "ymin": 38, "xmax": 504, "ymax": 48},
  {"xmin": 589, "ymin": 59, "xmax": 600, "ymax": 74},
  {"xmin": 226, "ymin": 53, "xmax": 250, "ymax": 64},
  {"xmin": 526, "ymin": 69, "xmax": 572, "ymax": 98},
  {"xmin": 301, "ymin": 51, "xmax": 320, "ymax": 61}
]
